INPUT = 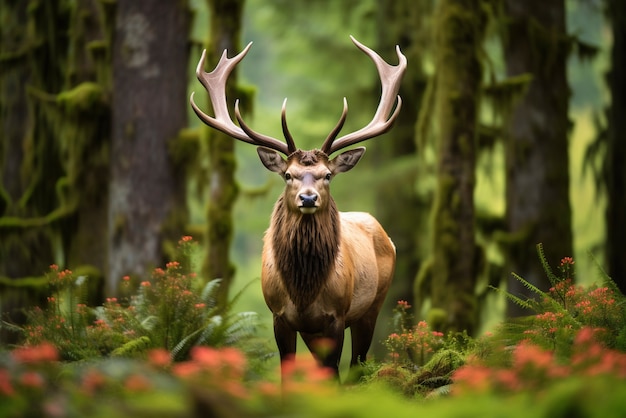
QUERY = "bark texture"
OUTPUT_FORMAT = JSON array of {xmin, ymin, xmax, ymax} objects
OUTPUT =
[
  {"xmin": 504, "ymin": 0, "xmax": 573, "ymax": 316},
  {"xmin": 108, "ymin": 1, "xmax": 190, "ymax": 295},
  {"xmin": 429, "ymin": 0, "xmax": 486, "ymax": 334}
]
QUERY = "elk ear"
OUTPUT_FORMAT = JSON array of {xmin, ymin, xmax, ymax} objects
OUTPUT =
[
  {"xmin": 330, "ymin": 147, "xmax": 366, "ymax": 174},
  {"xmin": 257, "ymin": 147, "xmax": 287, "ymax": 173}
]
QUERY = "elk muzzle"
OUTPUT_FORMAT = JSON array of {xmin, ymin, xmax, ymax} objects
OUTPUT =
[{"xmin": 299, "ymin": 192, "xmax": 319, "ymax": 214}]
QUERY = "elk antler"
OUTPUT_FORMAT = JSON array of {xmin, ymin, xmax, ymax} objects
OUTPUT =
[
  {"xmin": 190, "ymin": 43, "xmax": 297, "ymax": 155},
  {"xmin": 320, "ymin": 36, "xmax": 407, "ymax": 156}
]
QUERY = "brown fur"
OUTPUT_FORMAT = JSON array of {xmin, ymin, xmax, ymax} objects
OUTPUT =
[
  {"xmin": 271, "ymin": 195, "xmax": 340, "ymax": 310},
  {"xmin": 258, "ymin": 145, "xmax": 396, "ymax": 378}
]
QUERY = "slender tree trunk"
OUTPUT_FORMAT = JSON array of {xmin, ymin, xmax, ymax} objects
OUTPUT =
[
  {"xmin": 375, "ymin": 0, "xmax": 431, "ymax": 313},
  {"xmin": 429, "ymin": 0, "xmax": 486, "ymax": 334},
  {"xmin": 108, "ymin": 1, "xmax": 190, "ymax": 295},
  {"xmin": 503, "ymin": 0, "xmax": 573, "ymax": 316},
  {"xmin": 604, "ymin": 0, "xmax": 626, "ymax": 293},
  {"xmin": 202, "ymin": 0, "xmax": 246, "ymax": 306}
]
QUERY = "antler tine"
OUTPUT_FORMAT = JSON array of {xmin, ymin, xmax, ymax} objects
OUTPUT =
[
  {"xmin": 320, "ymin": 97, "xmax": 348, "ymax": 154},
  {"xmin": 190, "ymin": 43, "xmax": 291, "ymax": 155},
  {"xmin": 280, "ymin": 99, "xmax": 297, "ymax": 154},
  {"xmin": 321, "ymin": 36, "xmax": 407, "ymax": 156}
]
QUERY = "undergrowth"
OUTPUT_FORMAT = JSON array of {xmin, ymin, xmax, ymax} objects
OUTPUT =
[{"xmin": 1, "ymin": 243, "xmax": 626, "ymax": 417}]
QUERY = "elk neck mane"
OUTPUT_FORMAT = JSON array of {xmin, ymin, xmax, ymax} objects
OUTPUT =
[{"xmin": 271, "ymin": 195, "xmax": 341, "ymax": 311}]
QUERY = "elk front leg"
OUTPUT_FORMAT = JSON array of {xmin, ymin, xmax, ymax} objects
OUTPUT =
[
  {"xmin": 320, "ymin": 316, "xmax": 345, "ymax": 376},
  {"xmin": 273, "ymin": 315, "xmax": 297, "ymax": 378}
]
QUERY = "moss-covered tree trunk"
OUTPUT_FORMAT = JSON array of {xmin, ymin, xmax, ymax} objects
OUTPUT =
[
  {"xmin": 604, "ymin": 0, "xmax": 626, "ymax": 294},
  {"xmin": 201, "ymin": 0, "xmax": 245, "ymax": 307},
  {"xmin": 374, "ymin": 0, "xmax": 432, "ymax": 314},
  {"xmin": 108, "ymin": 1, "xmax": 190, "ymax": 295},
  {"xmin": 0, "ymin": 0, "xmax": 113, "ymax": 340},
  {"xmin": 503, "ymin": 0, "xmax": 573, "ymax": 316},
  {"xmin": 428, "ymin": 0, "xmax": 486, "ymax": 334}
]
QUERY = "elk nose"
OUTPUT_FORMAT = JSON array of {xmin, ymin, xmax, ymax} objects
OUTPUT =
[{"xmin": 299, "ymin": 193, "xmax": 318, "ymax": 208}]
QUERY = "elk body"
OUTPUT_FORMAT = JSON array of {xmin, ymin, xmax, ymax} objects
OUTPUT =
[{"xmin": 190, "ymin": 36, "xmax": 406, "ymax": 378}]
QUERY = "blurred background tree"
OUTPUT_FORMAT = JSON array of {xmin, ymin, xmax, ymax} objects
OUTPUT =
[
  {"xmin": 502, "ymin": 0, "xmax": 573, "ymax": 317},
  {"xmin": 585, "ymin": 0, "xmax": 626, "ymax": 295},
  {"xmin": 108, "ymin": 0, "xmax": 191, "ymax": 296},
  {"xmin": 0, "ymin": 0, "xmax": 113, "ymax": 341}
]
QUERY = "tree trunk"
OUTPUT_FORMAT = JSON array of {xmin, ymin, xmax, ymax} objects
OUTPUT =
[
  {"xmin": 108, "ymin": 1, "xmax": 190, "ymax": 295},
  {"xmin": 374, "ymin": 0, "xmax": 432, "ymax": 314},
  {"xmin": 201, "ymin": 0, "xmax": 246, "ymax": 307},
  {"xmin": 0, "ymin": 0, "xmax": 113, "ymax": 340},
  {"xmin": 604, "ymin": 0, "xmax": 626, "ymax": 293},
  {"xmin": 428, "ymin": 0, "xmax": 486, "ymax": 334},
  {"xmin": 503, "ymin": 0, "xmax": 573, "ymax": 316}
]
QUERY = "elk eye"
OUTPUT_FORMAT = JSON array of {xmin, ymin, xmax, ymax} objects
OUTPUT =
[
  {"xmin": 325, "ymin": 173, "xmax": 332, "ymax": 181},
  {"xmin": 284, "ymin": 173, "xmax": 292, "ymax": 181}
]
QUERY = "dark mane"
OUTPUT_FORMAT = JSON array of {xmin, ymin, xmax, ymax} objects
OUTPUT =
[{"xmin": 271, "ymin": 195, "xmax": 340, "ymax": 310}]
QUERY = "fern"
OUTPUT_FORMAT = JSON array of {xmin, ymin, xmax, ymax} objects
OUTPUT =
[
  {"xmin": 111, "ymin": 336, "xmax": 152, "ymax": 357},
  {"xmin": 489, "ymin": 284, "xmax": 536, "ymax": 312},
  {"xmin": 536, "ymin": 243, "xmax": 560, "ymax": 288},
  {"xmin": 200, "ymin": 279, "xmax": 222, "ymax": 308}
]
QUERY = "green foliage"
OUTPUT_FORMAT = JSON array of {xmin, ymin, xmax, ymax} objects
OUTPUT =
[
  {"xmin": 11, "ymin": 237, "xmax": 265, "ymax": 362},
  {"xmin": 489, "ymin": 244, "xmax": 626, "ymax": 355},
  {"xmin": 3, "ymin": 246, "xmax": 626, "ymax": 417}
]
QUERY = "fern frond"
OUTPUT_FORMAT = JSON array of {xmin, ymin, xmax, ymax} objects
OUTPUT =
[
  {"xmin": 140, "ymin": 315, "xmax": 158, "ymax": 331},
  {"xmin": 0, "ymin": 320, "xmax": 24, "ymax": 334},
  {"xmin": 197, "ymin": 315, "xmax": 222, "ymax": 345},
  {"xmin": 171, "ymin": 328, "xmax": 204, "ymax": 361},
  {"xmin": 490, "ymin": 284, "xmax": 537, "ymax": 312},
  {"xmin": 588, "ymin": 251, "xmax": 622, "ymax": 295},
  {"xmin": 200, "ymin": 279, "xmax": 222, "ymax": 307},
  {"xmin": 536, "ymin": 243, "xmax": 560, "ymax": 287},
  {"xmin": 512, "ymin": 272, "xmax": 549, "ymax": 300},
  {"xmin": 111, "ymin": 336, "xmax": 151, "ymax": 357},
  {"xmin": 224, "ymin": 312, "xmax": 258, "ymax": 345},
  {"xmin": 426, "ymin": 384, "xmax": 452, "ymax": 399}
]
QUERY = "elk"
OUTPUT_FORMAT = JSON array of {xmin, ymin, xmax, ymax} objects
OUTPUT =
[{"xmin": 190, "ymin": 36, "xmax": 406, "ymax": 379}]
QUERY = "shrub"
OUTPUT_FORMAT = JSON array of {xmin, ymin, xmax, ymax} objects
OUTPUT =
[{"xmin": 14, "ymin": 237, "xmax": 264, "ymax": 362}]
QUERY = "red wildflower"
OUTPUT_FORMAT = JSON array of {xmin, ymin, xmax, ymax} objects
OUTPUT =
[
  {"xmin": 124, "ymin": 374, "xmax": 152, "ymax": 392},
  {"xmin": 12, "ymin": 343, "xmax": 58, "ymax": 364},
  {"xmin": 148, "ymin": 349, "xmax": 172, "ymax": 368},
  {"xmin": 81, "ymin": 369, "xmax": 107, "ymax": 395},
  {"xmin": 0, "ymin": 369, "xmax": 15, "ymax": 396},
  {"xmin": 452, "ymin": 365, "xmax": 492, "ymax": 395},
  {"xmin": 19, "ymin": 371, "xmax": 44, "ymax": 389},
  {"xmin": 397, "ymin": 300, "xmax": 411, "ymax": 310}
]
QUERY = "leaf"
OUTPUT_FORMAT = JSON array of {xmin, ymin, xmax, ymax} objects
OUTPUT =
[
  {"xmin": 536, "ymin": 243, "xmax": 560, "ymax": 288},
  {"xmin": 111, "ymin": 336, "xmax": 152, "ymax": 357},
  {"xmin": 200, "ymin": 279, "xmax": 222, "ymax": 307}
]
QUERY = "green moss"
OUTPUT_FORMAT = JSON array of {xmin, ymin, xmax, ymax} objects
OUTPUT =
[
  {"xmin": 57, "ymin": 81, "xmax": 104, "ymax": 114},
  {"xmin": 169, "ymin": 128, "xmax": 201, "ymax": 168}
]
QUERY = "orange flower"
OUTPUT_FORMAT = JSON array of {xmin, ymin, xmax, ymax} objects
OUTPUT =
[
  {"xmin": 124, "ymin": 374, "xmax": 152, "ymax": 392},
  {"xmin": 190, "ymin": 346, "xmax": 221, "ymax": 369},
  {"xmin": 0, "ymin": 369, "xmax": 14, "ymax": 396},
  {"xmin": 12, "ymin": 343, "xmax": 58, "ymax": 364},
  {"xmin": 19, "ymin": 371, "xmax": 44, "ymax": 389},
  {"xmin": 81, "ymin": 369, "xmax": 107, "ymax": 395},
  {"xmin": 148, "ymin": 349, "xmax": 172, "ymax": 368},
  {"xmin": 513, "ymin": 342, "xmax": 553, "ymax": 370},
  {"xmin": 452, "ymin": 365, "xmax": 492, "ymax": 395}
]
